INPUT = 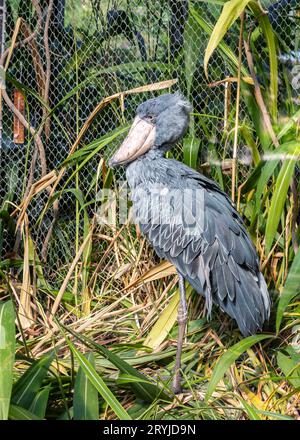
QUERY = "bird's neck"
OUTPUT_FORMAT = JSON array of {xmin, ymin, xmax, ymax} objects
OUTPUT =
[
  {"xmin": 125, "ymin": 148, "xmax": 167, "ymax": 189},
  {"xmin": 141, "ymin": 149, "xmax": 165, "ymax": 160}
]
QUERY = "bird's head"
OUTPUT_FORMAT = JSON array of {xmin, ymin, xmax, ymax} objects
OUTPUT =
[{"xmin": 109, "ymin": 92, "xmax": 191, "ymax": 167}]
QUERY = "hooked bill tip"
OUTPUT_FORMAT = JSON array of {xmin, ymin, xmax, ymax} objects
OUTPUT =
[{"xmin": 108, "ymin": 158, "xmax": 117, "ymax": 168}]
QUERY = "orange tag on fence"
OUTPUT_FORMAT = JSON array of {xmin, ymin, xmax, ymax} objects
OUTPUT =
[{"xmin": 13, "ymin": 89, "xmax": 25, "ymax": 144}]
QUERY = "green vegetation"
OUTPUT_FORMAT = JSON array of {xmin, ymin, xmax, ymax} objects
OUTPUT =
[{"xmin": 0, "ymin": 0, "xmax": 299, "ymax": 420}]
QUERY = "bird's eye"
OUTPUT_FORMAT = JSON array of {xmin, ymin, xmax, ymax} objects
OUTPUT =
[{"xmin": 147, "ymin": 115, "xmax": 154, "ymax": 122}]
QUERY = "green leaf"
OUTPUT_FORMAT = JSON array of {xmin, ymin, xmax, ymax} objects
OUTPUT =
[
  {"xmin": 66, "ymin": 338, "xmax": 131, "ymax": 420},
  {"xmin": 250, "ymin": 2, "xmax": 278, "ymax": 121},
  {"xmin": 254, "ymin": 160, "xmax": 279, "ymax": 218},
  {"xmin": 12, "ymin": 351, "xmax": 54, "ymax": 409},
  {"xmin": 204, "ymin": 0, "xmax": 252, "ymax": 78},
  {"xmin": 63, "ymin": 325, "xmax": 170, "ymax": 402},
  {"xmin": 144, "ymin": 286, "xmax": 193, "ymax": 351},
  {"xmin": 116, "ymin": 374, "xmax": 155, "ymax": 385},
  {"xmin": 241, "ymin": 160, "xmax": 265, "ymax": 194},
  {"xmin": 238, "ymin": 397, "xmax": 261, "ymax": 420},
  {"xmin": 242, "ymin": 82, "xmax": 272, "ymax": 151},
  {"xmin": 9, "ymin": 404, "xmax": 42, "ymax": 420},
  {"xmin": 264, "ymin": 141, "xmax": 300, "ymax": 156},
  {"xmin": 28, "ymin": 386, "xmax": 51, "ymax": 419},
  {"xmin": 183, "ymin": 137, "xmax": 201, "ymax": 169},
  {"xmin": 277, "ymin": 349, "xmax": 300, "ymax": 388},
  {"xmin": 205, "ymin": 334, "xmax": 272, "ymax": 402},
  {"xmin": 276, "ymin": 246, "xmax": 300, "ymax": 332},
  {"xmin": 196, "ymin": 0, "xmax": 226, "ymax": 4},
  {"xmin": 240, "ymin": 126, "xmax": 261, "ymax": 166},
  {"xmin": 251, "ymin": 141, "xmax": 300, "ymax": 221},
  {"xmin": 256, "ymin": 410, "xmax": 295, "ymax": 420},
  {"xmin": 191, "ymin": 6, "xmax": 249, "ymax": 77},
  {"xmin": 61, "ymin": 125, "xmax": 129, "ymax": 166},
  {"xmin": 265, "ymin": 144, "xmax": 299, "ymax": 253},
  {"xmin": 277, "ymin": 108, "xmax": 300, "ymax": 140},
  {"xmin": 0, "ymin": 300, "xmax": 16, "ymax": 420},
  {"xmin": 73, "ymin": 352, "xmax": 99, "ymax": 420},
  {"xmin": 58, "ymin": 407, "xmax": 73, "ymax": 420}
]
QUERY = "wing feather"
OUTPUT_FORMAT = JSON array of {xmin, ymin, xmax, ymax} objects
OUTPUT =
[{"xmin": 131, "ymin": 159, "xmax": 270, "ymax": 335}]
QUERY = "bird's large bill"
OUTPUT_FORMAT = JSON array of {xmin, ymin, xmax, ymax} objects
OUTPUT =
[{"xmin": 109, "ymin": 116, "xmax": 156, "ymax": 166}]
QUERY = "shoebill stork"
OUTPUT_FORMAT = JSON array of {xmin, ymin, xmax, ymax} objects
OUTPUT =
[{"xmin": 109, "ymin": 92, "xmax": 270, "ymax": 393}]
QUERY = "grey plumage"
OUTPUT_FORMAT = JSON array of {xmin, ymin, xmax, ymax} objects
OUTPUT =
[
  {"xmin": 110, "ymin": 92, "xmax": 271, "ymax": 337},
  {"xmin": 127, "ymin": 154, "xmax": 270, "ymax": 336}
]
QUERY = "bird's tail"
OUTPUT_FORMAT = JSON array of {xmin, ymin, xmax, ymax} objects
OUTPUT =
[{"xmin": 218, "ymin": 267, "xmax": 271, "ymax": 336}]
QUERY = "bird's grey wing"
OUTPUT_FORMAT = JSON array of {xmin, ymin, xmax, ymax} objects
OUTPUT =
[{"xmin": 131, "ymin": 167, "xmax": 270, "ymax": 336}]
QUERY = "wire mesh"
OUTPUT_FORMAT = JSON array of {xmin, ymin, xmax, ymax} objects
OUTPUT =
[{"xmin": 0, "ymin": 0, "xmax": 299, "ymax": 273}]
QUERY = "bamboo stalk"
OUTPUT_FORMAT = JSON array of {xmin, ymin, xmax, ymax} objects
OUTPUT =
[{"xmin": 231, "ymin": 12, "xmax": 244, "ymax": 203}]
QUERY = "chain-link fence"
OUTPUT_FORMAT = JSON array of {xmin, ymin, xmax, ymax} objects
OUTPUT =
[{"xmin": 0, "ymin": 0, "xmax": 299, "ymax": 273}]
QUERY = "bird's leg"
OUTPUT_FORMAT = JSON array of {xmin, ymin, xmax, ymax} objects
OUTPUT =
[{"xmin": 172, "ymin": 272, "xmax": 188, "ymax": 394}]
